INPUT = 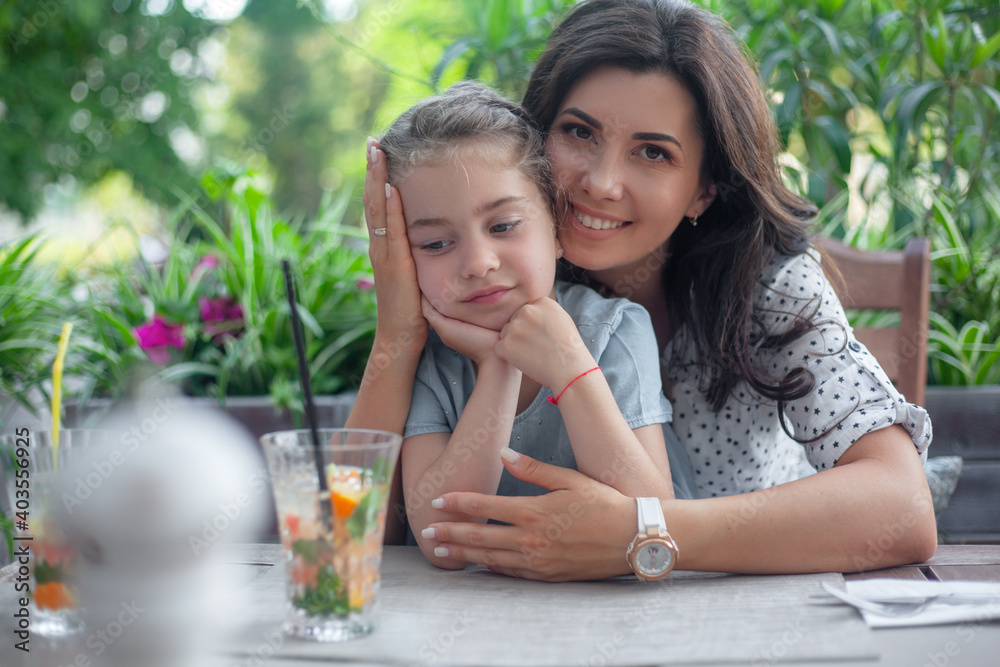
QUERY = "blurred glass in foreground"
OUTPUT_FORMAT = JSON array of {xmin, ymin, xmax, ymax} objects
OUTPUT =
[{"xmin": 260, "ymin": 429, "xmax": 401, "ymax": 642}]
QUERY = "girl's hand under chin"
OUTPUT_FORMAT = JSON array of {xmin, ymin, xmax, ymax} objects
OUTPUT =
[
  {"xmin": 496, "ymin": 297, "xmax": 597, "ymax": 393},
  {"xmin": 421, "ymin": 296, "xmax": 501, "ymax": 366}
]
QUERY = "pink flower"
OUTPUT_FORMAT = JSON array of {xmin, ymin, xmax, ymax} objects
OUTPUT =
[
  {"xmin": 355, "ymin": 277, "xmax": 375, "ymax": 291},
  {"xmin": 134, "ymin": 315, "xmax": 186, "ymax": 364},
  {"xmin": 200, "ymin": 296, "xmax": 244, "ymax": 340},
  {"xmin": 193, "ymin": 255, "xmax": 221, "ymax": 279}
]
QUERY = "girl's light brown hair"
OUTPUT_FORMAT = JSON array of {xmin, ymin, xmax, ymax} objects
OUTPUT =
[{"xmin": 379, "ymin": 81, "xmax": 559, "ymax": 221}]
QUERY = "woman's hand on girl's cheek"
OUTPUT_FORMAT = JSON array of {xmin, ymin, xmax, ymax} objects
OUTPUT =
[
  {"xmin": 363, "ymin": 138, "xmax": 428, "ymax": 348},
  {"xmin": 496, "ymin": 297, "xmax": 596, "ymax": 391},
  {"xmin": 421, "ymin": 296, "xmax": 500, "ymax": 365}
]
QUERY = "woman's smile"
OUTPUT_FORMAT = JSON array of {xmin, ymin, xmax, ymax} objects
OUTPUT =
[{"xmin": 568, "ymin": 202, "xmax": 633, "ymax": 236}]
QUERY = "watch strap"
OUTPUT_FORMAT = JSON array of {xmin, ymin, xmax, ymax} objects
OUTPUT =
[{"xmin": 636, "ymin": 497, "xmax": 666, "ymax": 533}]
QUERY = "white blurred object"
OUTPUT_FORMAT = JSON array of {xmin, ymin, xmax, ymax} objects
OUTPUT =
[
  {"xmin": 53, "ymin": 394, "xmax": 269, "ymax": 667},
  {"xmin": 137, "ymin": 235, "xmax": 168, "ymax": 264}
]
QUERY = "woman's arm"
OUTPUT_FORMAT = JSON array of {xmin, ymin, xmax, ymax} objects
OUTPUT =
[
  {"xmin": 345, "ymin": 140, "xmax": 427, "ymax": 544},
  {"xmin": 403, "ymin": 357, "xmax": 522, "ymax": 570},
  {"xmin": 423, "ymin": 425, "xmax": 936, "ymax": 580}
]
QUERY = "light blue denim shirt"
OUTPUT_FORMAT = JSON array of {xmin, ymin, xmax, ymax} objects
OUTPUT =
[{"xmin": 404, "ymin": 281, "xmax": 695, "ymax": 499}]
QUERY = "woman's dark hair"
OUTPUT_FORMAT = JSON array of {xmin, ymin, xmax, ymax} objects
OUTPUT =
[{"xmin": 525, "ymin": 0, "xmax": 821, "ymax": 412}]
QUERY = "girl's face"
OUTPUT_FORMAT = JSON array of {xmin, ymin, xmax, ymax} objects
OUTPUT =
[
  {"xmin": 546, "ymin": 66, "xmax": 716, "ymax": 286},
  {"xmin": 398, "ymin": 152, "xmax": 560, "ymax": 332}
]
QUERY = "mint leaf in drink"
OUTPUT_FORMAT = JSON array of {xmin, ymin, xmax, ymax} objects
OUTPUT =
[
  {"xmin": 33, "ymin": 559, "xmax": 63, "ymax": 584},
  {"xmin": 293, "ymin": 565, "xmax": 351, "ymax": 617},
  {"xmin": 346, "ymin": 487, "xmax": 382, "ymax": 541},
  {"xmin": 291, "ymin": 539, "xmax": 318, "ymax": 562}
]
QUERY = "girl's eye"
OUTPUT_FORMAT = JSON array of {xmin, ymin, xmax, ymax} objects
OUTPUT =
[
  {"xmin": 490, "ymin": 220, "xmax": 521, "ymax": 234},
  {"xmin": 419, "ymin": 239, "xmax": 451, "ymax": 252},
  {"xmin": 639, "ymin": 145, "xmax": 670, "ymax": 162}
]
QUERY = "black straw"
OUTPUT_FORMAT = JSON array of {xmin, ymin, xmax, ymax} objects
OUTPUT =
[{"xmin": 281, "ymin": 260, "xmax": 329, "ymax": 502}]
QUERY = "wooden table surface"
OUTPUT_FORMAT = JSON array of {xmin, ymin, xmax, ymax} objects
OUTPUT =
[{"xmin": 1, "ymin": 544, "xmax": 998, "ymax": 666}]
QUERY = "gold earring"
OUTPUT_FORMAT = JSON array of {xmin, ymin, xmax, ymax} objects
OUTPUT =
[{"xmin": 690, "ymin": 214, "xmax": 699, "ymax": 227}]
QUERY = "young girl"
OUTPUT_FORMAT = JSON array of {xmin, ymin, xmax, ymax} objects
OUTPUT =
[{"xmin": 376, "ymin": 82, "xmax": 683, "ymax": 569}]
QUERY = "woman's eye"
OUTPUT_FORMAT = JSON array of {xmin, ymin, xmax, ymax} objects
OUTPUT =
[
  {"xmin": 640, "ymin": 145, "xmax": 670, "ymax": 162},
  {"xmin": 564, "ymin": 124, "xmax": 594, "ymax": 141}
]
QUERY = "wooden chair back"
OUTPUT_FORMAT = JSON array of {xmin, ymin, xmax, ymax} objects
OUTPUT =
[{"xmin": 816, "ymin": 236, "xmax": 931, "ymax": 407}]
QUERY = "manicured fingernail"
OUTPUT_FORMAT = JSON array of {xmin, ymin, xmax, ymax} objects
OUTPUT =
[
  {"xmin": 434, "ymin": 546, "xmax": 449, "ymax": 558},
  {"xmin": 500, "ymin": 447, "xmax": 520, "ymax": 464},
  {"xmin": 431, "ymin": 498, "xmax": 445, "ymax": 509},
  {"xmin": 385, "ymin": 182, "xmax": 392, "ymax": 199},
  {"xmin": 370, "ymin": 146, "xmax": 378, "ymax": 164},
  {"xmin": 421, "ymin": 527, "xmax": 437, "ymax": 539}
]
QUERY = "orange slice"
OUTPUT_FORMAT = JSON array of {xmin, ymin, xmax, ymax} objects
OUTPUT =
[
  {"xmin": 35, "ymin": 582, "xmax": 73, "ymax": 611},
  {"xmin": 331, "ymin": 491, "xmax": 359, "ymax": 519}
]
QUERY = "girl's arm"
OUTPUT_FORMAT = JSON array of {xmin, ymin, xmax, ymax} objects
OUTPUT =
[
  {"xmin": 403, "ymin": 357, "xmax": 521, "ymax": 570},
  {"xmin": 345, "ymin": 140, "xmax": 427, "ymax": 544},
  {"xmin": 423, "ymin": 424, "xmax": 936, "ymax": 580},
  {"xmin": 496, "ymin": 297, "xmax": 674, "ymax": 499}
]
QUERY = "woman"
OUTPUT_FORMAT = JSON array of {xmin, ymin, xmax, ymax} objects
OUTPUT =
[{"xmin": 352, "ymin": 0, "xmax": 936, "ymax": 577}]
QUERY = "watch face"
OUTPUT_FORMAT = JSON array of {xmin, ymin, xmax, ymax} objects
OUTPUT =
[{"xmin": 636, "ymin": 542, "xmax": 674, "ymax": 576}]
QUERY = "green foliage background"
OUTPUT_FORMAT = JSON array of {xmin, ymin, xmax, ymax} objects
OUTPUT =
[{"xmin": 1, "ymin": 0, "xmax": 999, "ymax": 387}]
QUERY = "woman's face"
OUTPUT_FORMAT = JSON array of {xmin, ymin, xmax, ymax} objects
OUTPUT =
[{"xmin": 546, "ymin": 66, "xmax": 716, "ymax": 286}]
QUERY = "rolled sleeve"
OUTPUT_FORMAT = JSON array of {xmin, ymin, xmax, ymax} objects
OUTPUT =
[{"xmin": 759, "ymin": 250, "xmax": 932, "ymax": 471}]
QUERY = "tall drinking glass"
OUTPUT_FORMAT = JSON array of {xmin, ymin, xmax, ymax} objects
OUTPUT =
[
  {"xmin": 1, "ymin": 428, "xmax": 115, "ymax": 637},
  {"xmin": 260, "ymin": 429, "xmax": 402, "ymax": 642}
]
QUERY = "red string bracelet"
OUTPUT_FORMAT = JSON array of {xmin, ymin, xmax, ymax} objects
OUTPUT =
[{"xmin": 547, "ymin": 366, "xmax": 602, "ymax": 406}]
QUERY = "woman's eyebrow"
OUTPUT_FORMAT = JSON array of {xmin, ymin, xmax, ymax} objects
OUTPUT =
[
  {"xmin": 559, "ymin": 107, "xmax": 603, "ymax": 130},
  {"xmin": 633, "ymin": 131, "xmax": 684, "ymax": 153},
  {"xmin": 558, "ymin": 107, "xmax": 684, "ymax": 153}
]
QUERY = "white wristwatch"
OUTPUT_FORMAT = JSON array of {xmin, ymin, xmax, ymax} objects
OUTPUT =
[{"xmin": 626, "ymin": 497, "xmax": 679, "ymax": 581}]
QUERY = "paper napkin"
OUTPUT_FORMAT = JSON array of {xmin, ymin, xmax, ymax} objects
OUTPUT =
[{"xmin": 841, "ymin": 579, "xmax": 1000, "ymax": 628}]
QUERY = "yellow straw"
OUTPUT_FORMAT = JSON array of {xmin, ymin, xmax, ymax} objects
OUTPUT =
[{"xmin": 51, "ymin": 322, "xmax": 73, "ymax": 470}]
